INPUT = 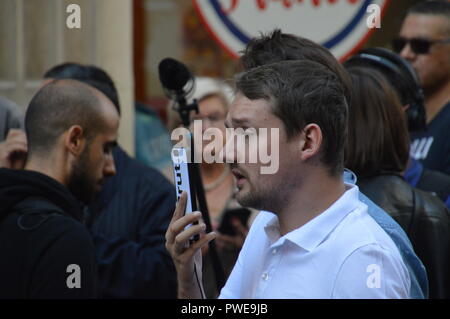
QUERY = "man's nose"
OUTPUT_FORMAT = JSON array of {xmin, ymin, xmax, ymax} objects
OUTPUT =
[
  {"xmin": 104, "ymin": 155, "xmax": 116, "ymax": 177},
  {"xmin": 400, "ymin": 43, "xmax": 416, "ymax": 62}
]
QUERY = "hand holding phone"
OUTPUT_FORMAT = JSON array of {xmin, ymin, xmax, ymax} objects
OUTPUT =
[
  {"xmin": 164, "ymin": 191, "xmax": 217, "ymax": 299},
  {"xmin": 172, "ymin": 147, "xmax": 199, "ymax": 242}
]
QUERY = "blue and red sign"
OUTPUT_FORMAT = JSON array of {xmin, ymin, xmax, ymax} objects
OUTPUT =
[{"xmin": 193, "ymin": 0, "xmax": 391, "ymax": 61}]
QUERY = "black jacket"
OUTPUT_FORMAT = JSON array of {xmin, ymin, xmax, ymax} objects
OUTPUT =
[
  {"xmin": 0, "ymin": 168, "xmax": 98, "ymax": 298},
  {"xmin": 359, "ymin": 174, "xmax": 450, "ymax": 299},
  {"xmin": 405, "ymin": 158, "xmax": 450, "ymax": 204},
  {"xmin": 86, "ymin": 146, "xmax": 177, "ymax": 298}
]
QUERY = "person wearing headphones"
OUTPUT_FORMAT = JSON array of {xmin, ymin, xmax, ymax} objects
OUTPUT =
[{"xmin": 344, "ymin": 47, "xmax": 450, "ymax": 207}]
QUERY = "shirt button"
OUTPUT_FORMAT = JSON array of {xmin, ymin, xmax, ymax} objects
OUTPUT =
[
  {"xmin": 272, "ymin": 249, "xmax": 277, "ymax": 255},
  {"xmin": 262, "ymin": 273, "xmax": 269, "ymax": 281}
]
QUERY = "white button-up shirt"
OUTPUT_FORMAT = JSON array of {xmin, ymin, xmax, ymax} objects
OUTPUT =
[{"xmin": 219, "ymin": 184, "xmax": 410, "ymax": 299}]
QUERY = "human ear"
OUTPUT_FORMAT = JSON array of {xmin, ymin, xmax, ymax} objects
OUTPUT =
[
  {"xmin": 299, "ymin": 123, "xmax": 322, "ymax": 161},
  {"xmin": 64, "ymin": 125, "xmax": 86, "ymax": 156}
]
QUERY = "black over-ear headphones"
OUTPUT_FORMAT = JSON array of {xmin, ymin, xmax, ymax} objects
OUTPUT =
[{"xmin": 344, "ymin": 47, "xmax": 426, "ymax": 132}]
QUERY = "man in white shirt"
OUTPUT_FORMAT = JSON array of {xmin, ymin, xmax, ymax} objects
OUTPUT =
[{"xmin": 165, "ymin": 60, "xmax": 410, "ymax": 299}]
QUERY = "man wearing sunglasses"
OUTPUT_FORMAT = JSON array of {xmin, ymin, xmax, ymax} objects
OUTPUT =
[{"xmin": 394, "ymin": 1, "xmax": 450, "ymax": 177}]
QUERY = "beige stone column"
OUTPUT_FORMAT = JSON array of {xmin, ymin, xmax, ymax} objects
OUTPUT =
[{"xmin": 93, "ymin": 0, "xmax": 135, "ymax": 155}]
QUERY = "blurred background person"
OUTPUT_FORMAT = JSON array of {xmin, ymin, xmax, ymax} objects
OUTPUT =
[
  {"xmin": 0, "ymin": 96, "xmax": 23, "ymax": 141},
  {"xmin": 42, "ymin": 62, "xmax": 177, "ymax": 299},
  {"xmin": 395, "ymin": 1, "xmax": 450, "ymax": 176},
  {"xmin": 344, "ymin": 47, "xmax": 450, "ymax": 207},
  {"xmin": 134, "ymin": 101, "xmax": 173, "ymax": 180},
  {"xmin": 0, "ymin": 97, "xmax": 26, "ymax": 170},
  {"xmin": 344, "ymin": 65, "xmax": 450, "ymax": 299}
]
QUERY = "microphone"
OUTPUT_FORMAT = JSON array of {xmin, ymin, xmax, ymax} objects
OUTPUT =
[
  {"xmin": 158, "ymin": 57, "xmax": 197, "ymax": 127},
  {"xmin": 158, "ymin": 58, "xmax": 194, "ymax": 98}
]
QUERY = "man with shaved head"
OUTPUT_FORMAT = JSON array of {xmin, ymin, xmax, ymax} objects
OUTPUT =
[{"xmin": 0, "ymin": 79, "xmax": 119, "ymax": 298}]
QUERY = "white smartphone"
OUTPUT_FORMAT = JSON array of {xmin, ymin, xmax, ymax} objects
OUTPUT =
[{"xmin": 171, "ymin": 147, "xmax": 199, "ymax": 241}]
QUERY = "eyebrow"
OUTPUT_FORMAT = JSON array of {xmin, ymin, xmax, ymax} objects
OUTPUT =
[{"xmin": 225, "ymin": 118, "xmax": 250, "ymax": 128}]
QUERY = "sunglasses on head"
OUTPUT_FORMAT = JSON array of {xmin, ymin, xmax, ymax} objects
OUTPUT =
[{"xmin": 393, "ymin": 37, "xmax": 450, "ymax": 54}]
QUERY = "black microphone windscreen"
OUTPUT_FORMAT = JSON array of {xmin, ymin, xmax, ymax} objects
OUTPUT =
[{"xmin": 158, "ymin": 58, "xmax": 192, "ymax": 91}]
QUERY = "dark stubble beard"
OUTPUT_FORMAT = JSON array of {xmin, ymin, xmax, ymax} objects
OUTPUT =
[
  {"xmin": 236, "ymin": 167, "xmax": 301, "ymax": 215},
  {"xmin": 67, "ymin": 146, "xmax": 98, "ymax": 205},
  {"xmin": 236, "ymin": 177, "xmax": 286, "ymax": 214}
]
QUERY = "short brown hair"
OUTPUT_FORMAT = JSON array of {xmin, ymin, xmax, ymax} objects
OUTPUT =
[
  {"xmin": 344, "ymin": 67, "xmax": 410, "ymax": 177},
  {"xmin": 240, "ymin": 29, "xmax": 352, "ymax": 105},
  {"xmin": 236, "ymin": 60, "xmax": 348, "ymax": 176}
]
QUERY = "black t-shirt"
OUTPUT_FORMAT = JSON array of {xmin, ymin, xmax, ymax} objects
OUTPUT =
[{"xmin": 410, "ymin": 102, "xmax": 450, "ymax": 176}]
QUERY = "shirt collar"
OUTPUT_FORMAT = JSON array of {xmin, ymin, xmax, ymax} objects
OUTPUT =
[
  {"xmin": 263, "ymin": 183, "xmax": 361, "ymax": 252},
  {"xmin": 343, "ymin": 168, "xmax": 357, "ymax": 184}
]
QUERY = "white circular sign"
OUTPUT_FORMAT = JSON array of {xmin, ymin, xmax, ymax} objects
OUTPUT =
[{"xmin": 193, "ymin": 0, "xmax": 391, "ymax": 61}]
